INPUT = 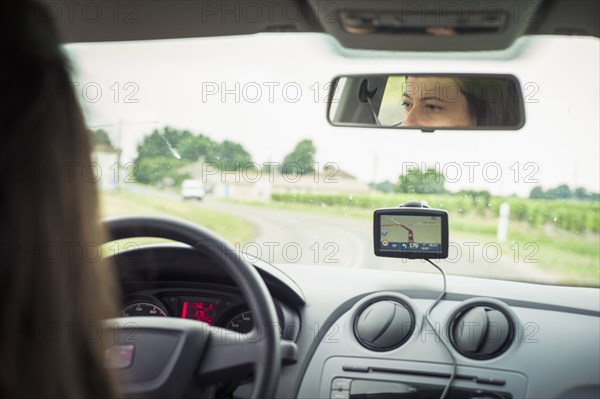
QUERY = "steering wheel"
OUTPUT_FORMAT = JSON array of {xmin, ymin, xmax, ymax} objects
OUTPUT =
[{"xmin": 104, "ymin": 216, "xmax": 281, "ymax": 399}]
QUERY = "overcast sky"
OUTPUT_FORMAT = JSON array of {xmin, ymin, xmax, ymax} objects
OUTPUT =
[{"xmin": 65, "ymin": 33, "xmax": 599, "ymax": 196}]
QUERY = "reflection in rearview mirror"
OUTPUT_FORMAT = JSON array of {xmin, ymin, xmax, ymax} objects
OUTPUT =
[{"xmin": 328, "ymin": 74, "xmax": 525, "ymax": 131}]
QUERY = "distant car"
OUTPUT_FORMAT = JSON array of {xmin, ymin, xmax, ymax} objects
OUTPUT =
[{"xmin": 180, "ymin": 179, "xmax": 206, "ymax": 200}]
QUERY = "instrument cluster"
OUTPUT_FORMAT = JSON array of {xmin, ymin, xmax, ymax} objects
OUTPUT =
[{"xmin": 120, "ymin": 289, "xmax": 254, "ymax": 333}]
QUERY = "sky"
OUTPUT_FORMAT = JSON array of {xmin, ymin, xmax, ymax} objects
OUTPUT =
[{"xmin": 64, "ymin": 33, "xmax": 600, "ymax": 197}]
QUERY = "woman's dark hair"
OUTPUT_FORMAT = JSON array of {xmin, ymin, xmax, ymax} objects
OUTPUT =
[
  {"xmin": 455, "ymin": 77, "xmax": 521, "ymax": 127},
  {"xmin": 1, "ymin": 1, "xmax": 120, "ymax": 398}
]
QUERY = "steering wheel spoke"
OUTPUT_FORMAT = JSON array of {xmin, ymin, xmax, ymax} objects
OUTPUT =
[
  {"xmin": 197, "ymin": 328, "xmax": 264, "ymax": 382},
  {"xmin": 106, "ymin": 317, "xmax": 212, "ymax": 399}
]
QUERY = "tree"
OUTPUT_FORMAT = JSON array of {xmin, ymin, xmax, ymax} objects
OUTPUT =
[
  {"xmin": 177, "ymin": 134, "xmax": 217, "ymax": 162},
  {"xmin": 529, "ymin": 185, "xmax": 598, "ymax": 201},
  {"xmin": 546, "ymin": 184, "xmax": 572, "ymax": 200},
  {"xmin": 134, "ymin": 157, "xmax": 191, "ymax": 185},
  {"xmin": 529, "ymin": 186, "xmax": 545, "ymax": 199},
  {"xmin": 395, "ymin": 167, "xmax": 447, "ymax": 194},
  {"xmin": 135, "ymin": 127, "xmax": 198, "ymax": 160},
  {"xmin": 574, "ymin": 187, "xmax": 589, "ymax": 200},
  {"xmin": 213, "ymin": 140, "xmax": 254, "ymax": 171},
  {"xmin": 134, "ymin": 127, "xmax": 198, "ymax": 184},
  {"xmin": 280, "ymin": 139, "xmax": 316, "ymax": 175},
  {"xmin": 90, "ymin": 128, "xmax": 112, "ymax": 147},
  {"xmin": 133, "ymin": 127, "xmax": 256, "ymax": 185}
]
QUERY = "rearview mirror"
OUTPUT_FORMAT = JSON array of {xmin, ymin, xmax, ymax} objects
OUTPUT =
[{"xmin": 328, "ymin": 74, "xmax": 525, "ymax": 131}]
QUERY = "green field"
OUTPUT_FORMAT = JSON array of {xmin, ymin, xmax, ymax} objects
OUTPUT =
[
  {"xmin": 272, "ymin": 193, "xmax": 600, "ymax": 233},
  {"xmin": 99, "ymin": 190, "xmax": 255, "ymax": 250},
  {"xmin": 98, "ymin": 189, "xmax": 599, "ymax": 286},
  {"xmin": 266, "ymin": 193, "xmax": 600, "ymax": 286}
]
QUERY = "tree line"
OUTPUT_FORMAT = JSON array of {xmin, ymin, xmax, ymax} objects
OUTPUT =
[
  {"xmin": 90, "ymin": 129, "xmax": 599, "ymax": 201},
  {"xmin": 90, "ymin": 127, "xmax": 317, "ymax": 185},
  {"xmin": 370, "ymin": 167, "xmax": 598, "ymax": 202}
]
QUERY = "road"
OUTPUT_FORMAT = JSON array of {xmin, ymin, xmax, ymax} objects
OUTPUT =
[{"xmin": 123, "ymin": 185, "xmax": 554, "ymax": 282}]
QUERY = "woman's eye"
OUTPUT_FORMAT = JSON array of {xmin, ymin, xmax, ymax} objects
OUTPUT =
[
  {"xmin": 401, "ymin": 101, "xmax": 412, "ymax": 109},
  {"xmin": 424, "ymin": 103, "xmax": 443, "ymax": 112}
]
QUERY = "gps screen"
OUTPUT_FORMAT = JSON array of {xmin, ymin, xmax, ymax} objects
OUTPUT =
[
  {"xmin": 379, "ymin": 214, "xmax": 443, "ymax": 254},
  {"xmin": 374, "ymin": 208, "xmax": 448, "ymax": 259}
]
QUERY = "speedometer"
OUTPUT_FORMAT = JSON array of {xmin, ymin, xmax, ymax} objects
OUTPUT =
[
  {"xmin": 120, "ymin": 302, "xmax": 167, "ymax": 317},
  {"xmin": 224, "ymin": 310, "xmax": 253, "ymax": 333}
]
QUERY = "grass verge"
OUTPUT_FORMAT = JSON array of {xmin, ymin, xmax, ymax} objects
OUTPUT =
[
  {"xmin": 227, "ymin": 199, "xmax": 599, "ymax": 286},
  {"xmin": 100, "ymin": 190, "xmax": 255, "ymax": 250}
]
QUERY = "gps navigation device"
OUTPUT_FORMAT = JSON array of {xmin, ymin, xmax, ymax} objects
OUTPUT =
[{"xmin": 374, "ymin": 206, "xmax": 449, "ymax": 259}]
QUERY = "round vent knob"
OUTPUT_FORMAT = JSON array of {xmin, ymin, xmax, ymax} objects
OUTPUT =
[
  {"xmin": 450, "ymin": 305, "xmax": 514, "ymax": 359},
  {"xmin": 354, "ymin": 299, "xmax": 415, "ymax": 351}
]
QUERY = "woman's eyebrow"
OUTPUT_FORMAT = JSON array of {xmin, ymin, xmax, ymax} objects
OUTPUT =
[
  {"xmin": 402, "ymin": 93, "xmax": 447, "ymax": 103},
  {"xmin": 421, "ymin": 95, "xmax": 446, "ymax": 102}
]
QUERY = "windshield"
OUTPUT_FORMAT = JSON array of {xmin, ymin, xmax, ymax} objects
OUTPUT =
[{"xmin": 65, "ymin": 33, "xmax": 600, "ymax": 287}]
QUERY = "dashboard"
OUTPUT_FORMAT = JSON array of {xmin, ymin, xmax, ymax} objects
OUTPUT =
[
  {"xmin": 111, "ymin": 244, "xmax": 600, "ymax": 399},
  {"xmin": 120, "ymin": 288, "xmax": 255, "ymax": 333},
  {"xmin": 114, "ymin": 244, "xmax": 303, "ymax": 343},
  {"xmin": 119, "ymin": 285, "xmax": 300, "ymax": 341}
]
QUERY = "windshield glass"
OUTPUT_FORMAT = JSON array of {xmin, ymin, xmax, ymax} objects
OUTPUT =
[{"xmin": 65, "ymin": 33, "xmax": 599, "ymax": 287}]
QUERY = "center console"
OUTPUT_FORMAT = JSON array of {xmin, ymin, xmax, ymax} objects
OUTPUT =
[{"xmin": 322, "ymin": 357, "xmax": 526, "ymax": 399}]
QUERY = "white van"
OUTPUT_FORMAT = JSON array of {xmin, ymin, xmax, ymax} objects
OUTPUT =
[{"xmin": 180, "ymin": 179, "xmax": 206, "ymax": 200}]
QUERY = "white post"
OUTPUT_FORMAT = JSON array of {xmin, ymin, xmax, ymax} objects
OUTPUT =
[{"xmin": 497, "ymin": 202, "xmax": 510, "ymax": 242}]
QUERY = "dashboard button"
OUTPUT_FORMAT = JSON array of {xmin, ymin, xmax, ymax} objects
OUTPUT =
[
  {"xmin": 331, "ymin": 378, "xmax": 352, "ymax": 391},
  {"xmin": 330, "ymin": 390, "xmax": 350, "ymax": 399}
]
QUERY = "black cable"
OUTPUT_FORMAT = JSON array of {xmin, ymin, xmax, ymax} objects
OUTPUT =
[
  {"xmin": 365, "ymin": 97, "xmax": 382, "ymax": 126},
  {"xmin": 424, "ymin": 259, "xmax": 457, "ymax": 399}
]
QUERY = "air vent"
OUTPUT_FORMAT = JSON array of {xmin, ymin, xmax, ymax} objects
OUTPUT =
[
  {"xmin": 449, "ymin": 304, "xmax": 514, "ymax": 359},
  {"xmin": 354, "ymin": 299, "xmax": 415, "ymax": 351}
]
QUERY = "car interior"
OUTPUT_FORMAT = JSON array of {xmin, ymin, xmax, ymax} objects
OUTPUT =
[{"xmin": 41, "ymin": 1, "xmax": 599, "ymax": 398}]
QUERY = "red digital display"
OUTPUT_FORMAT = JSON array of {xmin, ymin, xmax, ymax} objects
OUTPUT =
[{"xmin": 181, "ymin": 301, "xmax": 215, "ymax": 324}]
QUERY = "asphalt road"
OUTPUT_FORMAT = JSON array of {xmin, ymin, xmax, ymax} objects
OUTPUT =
[{"xmin": 124, "ymin": 185, "xmax": 554, "ymax": 283}]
